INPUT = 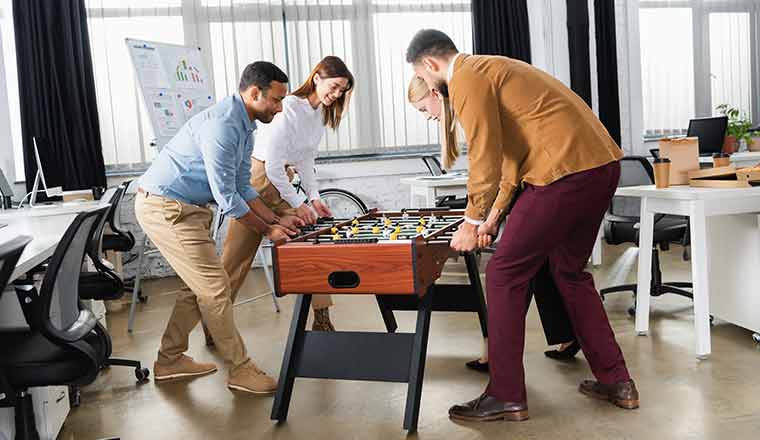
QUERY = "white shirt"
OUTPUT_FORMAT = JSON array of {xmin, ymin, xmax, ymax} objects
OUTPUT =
[{"xmin": 252, "ymin": 95, "xmax": 324, "ymax": 208}]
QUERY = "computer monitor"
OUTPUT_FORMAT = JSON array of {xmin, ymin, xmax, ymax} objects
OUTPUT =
[
  {"xmin": 29, "ymin": 137, "xmax": 63, "ymax": 205},
  {"xmin": 686, "ymin": 116, "xmax": 728, "ymax": 156}
]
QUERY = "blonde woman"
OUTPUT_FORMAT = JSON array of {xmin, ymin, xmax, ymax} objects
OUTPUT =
[
  {"xmin": 220, "ymin": 56, "xmax": 354, "ymax": 334},
  {"xmin": 407, "ymin": 77, "xmax": 579, "ymax": 372}
]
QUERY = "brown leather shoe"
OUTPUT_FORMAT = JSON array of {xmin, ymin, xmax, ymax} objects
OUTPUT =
[
  {"xmin": 449, "ymin": 394, "xmax": 529, "ymax": 422},
  {"xmin": 579, "ymin": 379, "xmax": 639, "ymax": 409}
]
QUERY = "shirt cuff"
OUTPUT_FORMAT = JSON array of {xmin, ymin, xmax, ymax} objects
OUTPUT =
[
  {"xmin": 239, "ymin": 187, "xmax": 259, "ymax": 203},
  {"xmin": 284, "ymin": 192, "xmax": 306, "ymax": 208},
  {"xmin": 464, "ymin": 216, "xmax": 483, "ymax": 225},
  {"xmin": 225, "ymin": 199, "xmax": 251, "ymax": 219}
]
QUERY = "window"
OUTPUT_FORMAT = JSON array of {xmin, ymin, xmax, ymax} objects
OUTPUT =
[
  {"xmin": 86, "ymin": 1, "xmax": 184, "ymax": 170},
  {"xmin": 639, "ymin": 0, "xmax": 760, "ymax": 137},
  {"xmin": 0, "ymin": 0, "xmax": 24, "ymax": 180},
  {"xmin": 84, "ymin": 0, "xmax": 473, "ymax": 171}
]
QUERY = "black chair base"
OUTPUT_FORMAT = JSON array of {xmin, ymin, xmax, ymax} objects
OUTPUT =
[
  {"xmin": 601, "ymin": 283, "xmax": 693, "ymax": 316},
  {"xmin": 106, "ymin": 358, "xmax": 150, "ymax": 382}
]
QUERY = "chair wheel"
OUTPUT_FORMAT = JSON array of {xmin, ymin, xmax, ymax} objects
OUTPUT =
[
  {"xmin": 627, "ymin": 306, "xmax": 636, "ymax": 317},
  {"xmin": 752, "ymin": 333, "xmax": 760, "ymax": 344},
  {"xmin": 138, "ymin": 295, "xmax": 148, "ymax": 303},
  {"xmin": 135, "ymin": 368, "xmax": 150, "ymax": 382}
]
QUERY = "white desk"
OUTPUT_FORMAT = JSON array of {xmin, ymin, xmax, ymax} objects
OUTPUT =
[
  {"xmin": 618, "ymin": 184, "xmax": 760, "ymax": 359},
  {"xmin": 0, "ymin": 215, "xmax": 79, "ymax": 282},
  {"xmin": 698, "ymin": 151, "xmax": 760, "ymax": 168},
  {"xmin": 399, "ymin": 174, "xmax": 604, "ymax": 266},
  {"xmin": 0, "ymin": 201, "xmax": 105, "ymax": 282},
  {"xmin": 0, "ymin": 200, "xmax": 102, "ymax": 220},
  {"xmin": 400, "ymin": 174, "xmax": 468, "ymax": 208}
]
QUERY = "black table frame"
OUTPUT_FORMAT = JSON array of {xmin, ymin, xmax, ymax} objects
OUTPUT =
[{"xmin": 270, "ymin": 252, "xmax": 487, "ymax": 433}]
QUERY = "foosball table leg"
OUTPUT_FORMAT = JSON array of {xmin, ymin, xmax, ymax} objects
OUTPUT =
[
  {"xmin": 464, "ymin": 252, "xmax": 488, "ymax": 339},
  {"xmin": 402, "ymin": 287, "xmax": 434, "ymax": 432},
  {"xmin": 375, "ymin": 295, "xmax": 399, "ymax": 333},
  {"xmin": 271, "ymin": 294, "xmax": 312, "ymax": 422}
]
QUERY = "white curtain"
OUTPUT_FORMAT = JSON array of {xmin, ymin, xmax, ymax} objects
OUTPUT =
[{"xmin": 85, "ymin": 0, "xmax": 473, "ymax": 168}]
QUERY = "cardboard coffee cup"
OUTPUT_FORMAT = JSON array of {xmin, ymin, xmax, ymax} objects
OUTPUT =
[
  {"xmin": 653, "ymin": 158, "xmax": 671, "ymax": 189},
  {"xmin": 713, "ymin": 152, "xmax": 731, "ymax": 168}
]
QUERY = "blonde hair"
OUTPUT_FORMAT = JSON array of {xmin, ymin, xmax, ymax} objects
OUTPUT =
[
  {"xmin": 292, "ymin": 56, "xmax": 354, "ymax": 130},
  {"xmin": 407, "ymin": 76, "xmax": 459, "ymax": 169}
]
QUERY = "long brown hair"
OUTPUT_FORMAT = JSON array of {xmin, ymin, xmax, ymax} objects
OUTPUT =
[
  {"xmin": 292, "ymin": 56, "xmax": 354, "ymax": 130},
  {"xmin": 407, "ymin": 76, "xmax": 459, "ymax": 169}
]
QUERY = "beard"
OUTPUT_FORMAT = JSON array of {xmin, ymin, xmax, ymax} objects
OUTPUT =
[{"xmin": 435, "ymin": 80, "xmax": 449, "ymax": 98}]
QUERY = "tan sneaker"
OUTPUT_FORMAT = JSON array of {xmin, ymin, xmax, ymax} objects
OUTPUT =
[
  {"xmin": 227, "ymin": 361, "xmax": 278, "ymax": 395},
  {"xmin": 154, "ymin": 355, "xmax": 218, "ymax": 381}
]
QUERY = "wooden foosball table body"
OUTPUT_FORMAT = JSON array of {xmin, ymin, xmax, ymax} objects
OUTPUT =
[{"xmin": 270, "ymin": 209, "xmax": 488, "ymax": 433}]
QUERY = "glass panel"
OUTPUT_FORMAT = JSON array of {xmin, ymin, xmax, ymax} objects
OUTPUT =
[
  {"xmin": 639, "ymin": 7, "xmax": 695, "ymax": 136},
  {"xmin": 709, "ymin": 12, "xmax": 752, "ymax": 120}
]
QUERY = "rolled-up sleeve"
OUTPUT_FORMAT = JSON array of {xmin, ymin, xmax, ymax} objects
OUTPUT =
[
  {"xmin": 236, "ymin": 135, "xmax": 259, "ymax": 203},
  {"xmin": 196, "ymin": 120, "xmax": 252, "ymax": 219}
]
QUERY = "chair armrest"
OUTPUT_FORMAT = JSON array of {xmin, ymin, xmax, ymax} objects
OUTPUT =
[
  {"xmin": 13, "ymin": 282, "xmax": 41, "ymax": 330},
  {"xmin": 13, "ymin": 281, "xmax": 98, "ymax": 343}
]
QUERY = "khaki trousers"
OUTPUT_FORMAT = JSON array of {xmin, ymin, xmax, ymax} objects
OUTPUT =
[
  {"xmin": 135, "ymin": 192, "xmax": 250, "ymax": 370},
  {"xmin": 222, "ymin": 159, "xmax": 333, "ymax": 309}
]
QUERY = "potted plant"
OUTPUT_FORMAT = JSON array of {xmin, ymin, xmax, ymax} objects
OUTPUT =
[{"xmin": 716, "ymin": 104, "xmax": 754, "ymax": 153}]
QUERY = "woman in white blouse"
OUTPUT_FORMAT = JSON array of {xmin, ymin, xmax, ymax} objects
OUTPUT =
[{"xmin": 223, "ymin": 56, "xmax": 354, "ymax": 332}]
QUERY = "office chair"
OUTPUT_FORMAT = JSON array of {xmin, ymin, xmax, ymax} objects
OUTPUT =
[
  {"xmin": 0, "ymin": 208, "xmax": 121, "ymax": 440},
  {"xmin": 600, "ymin": 156, "xmax": 693, "ymax": 315},
  {"xmin": 101, "ymin": 181, "xmax": 136, "ymax": 254},
  {"xmin": 79, "ymin": 186, "xmax": 149, "ymax": 381}
]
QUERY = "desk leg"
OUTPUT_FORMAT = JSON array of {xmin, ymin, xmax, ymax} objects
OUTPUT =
[
  {"xmin": 689, "ymin": 202, "xmax": 711, "ymax": 359},
  {"xmin": 426, "ymin": 188, "xmax": 436, "ymax": 208},
  {"xmin": 591, "ymin": 226, "xmax": 603, "ymax": 266},
  {"xmin": 635, "ymin": 197, "xmax": 654, "ymax": 336}
]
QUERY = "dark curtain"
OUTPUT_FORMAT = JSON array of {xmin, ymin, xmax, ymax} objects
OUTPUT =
[
  {"xmin": 13, "ymin": 0, "xmax": 106, "ymax": 193},
  {"xmin": 472, "ymin": 0, "xmax": 532, "ymax": 63},
  {"xmin": 595, "ymin": 0, "xmax": 622, "ymax": 146},
  {"xmin": 566, "ymin": 0, "xmax": 592, "ymax": 106}
]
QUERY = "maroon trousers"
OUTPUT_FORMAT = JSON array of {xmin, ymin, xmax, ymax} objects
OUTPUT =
[{"xmin": 485, "ymin": 161, "xmax": 631, "ymax": 403}]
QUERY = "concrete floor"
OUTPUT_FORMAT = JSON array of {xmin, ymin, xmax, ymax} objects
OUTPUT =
[{"xmin": 58, "ymin": 243, "xmax": 760, "ymax": 440}]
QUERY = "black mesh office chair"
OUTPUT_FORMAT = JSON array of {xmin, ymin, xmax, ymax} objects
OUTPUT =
[
  {"xmin": 101, "ymin": 181, "xmax": 135, "ymax": 254},
  {"xmin": 600, "ymin": 156, "xmax": 693, "ymax": 315},
  {"xmin": 79, "ymin": 187, "xmax": 149, "ymax": 381},
  {"xmin": 0, "ymin": 208, "xmax": 120, "ymax": 440}
]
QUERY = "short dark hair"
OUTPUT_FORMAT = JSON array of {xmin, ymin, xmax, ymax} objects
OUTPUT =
[
  {"xmin": 405, "ymin": 29, "xmax": 458, "ymax": 64},
  {"xmin": 238, "ymin": 61, "xmax": 288, "ymax": 93}
]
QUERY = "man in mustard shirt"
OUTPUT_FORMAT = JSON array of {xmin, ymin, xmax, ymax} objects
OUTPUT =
[{"xmin": 406, "ymin": 29, "xmax": 637, "ymax": 422}]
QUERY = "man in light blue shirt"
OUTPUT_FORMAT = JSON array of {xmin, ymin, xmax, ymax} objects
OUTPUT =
[{"xmin": 135, "ymin": 61, "xmax": 301, "ymax": 395}]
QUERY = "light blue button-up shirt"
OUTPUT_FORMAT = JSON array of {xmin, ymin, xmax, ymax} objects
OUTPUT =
[{"xmin": 140, "ymin": 94, "xmax": 258, "ymax": 219}]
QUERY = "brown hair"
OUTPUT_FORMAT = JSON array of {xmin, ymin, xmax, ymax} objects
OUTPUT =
[
  {"xmin": 292, "ymin": 56, "xmax": 354, "ymax": 130},
  {"xmin": 407, "ymin": 76, "xmax": 459, "ymax": 169}
]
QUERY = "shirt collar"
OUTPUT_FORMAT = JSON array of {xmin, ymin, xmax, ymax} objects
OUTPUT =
[
  {"xmin": 447, "ymin": 52, "xmax": 463, "ymax": 82},
  {"xmin": 234, "ymin": 94, "xmax": 256, "ymax": 132}
]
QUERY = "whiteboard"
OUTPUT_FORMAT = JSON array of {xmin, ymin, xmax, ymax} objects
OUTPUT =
[{"xmin": 126, "ymin": 38, "xmax": 216, "ymax": 149}]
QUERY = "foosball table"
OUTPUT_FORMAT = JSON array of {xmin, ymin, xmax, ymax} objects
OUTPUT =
[{"xmin": 270, "ymin": 209, "xmax": 488, "ymax": 432}]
